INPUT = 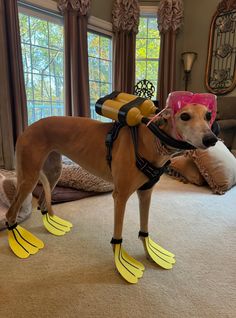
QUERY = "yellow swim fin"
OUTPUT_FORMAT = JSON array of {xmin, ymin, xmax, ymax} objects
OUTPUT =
[
  {"xmin": 111, "ymin": 238, "xmax": 145, "ymax": 284},
  {"xmin": 42, "ymin": 212, "xmax": 73, "ymax": 236},
  {"xmin": 139, "ymin": 231, "xmax": 175, "ymax": 269},
  {"xmin": 7, "ymin": 223, "xmax": 44, "ymax": 259}
]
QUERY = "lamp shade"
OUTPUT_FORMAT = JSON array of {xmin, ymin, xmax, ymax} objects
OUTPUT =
[{"xmin": 181, "ymin": 52, "xmax": 197, "ymax": 72}]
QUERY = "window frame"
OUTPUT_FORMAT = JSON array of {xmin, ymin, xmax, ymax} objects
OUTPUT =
[
  {"xmin": 135, "ymin": 5, "xmax": 160, "ymax": 98},
  {"xmin": 87, "ymin": 17, "xmax": 114, "ymax": 121},
  {"xmin": 18, "ymin": 0, "xmax": 65, "ymax": 124}
]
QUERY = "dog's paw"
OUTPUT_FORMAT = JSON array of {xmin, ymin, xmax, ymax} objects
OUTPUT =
[
  {"xmin": 7, "ymin": 223, "xmax": 44, "ymax": 259},
  {"xmin": 42, "ymin": 213, "xmax": 72, "ymax": 236},
  {"xmin": 114, "ymin": 244, "xmax": 145, "ymax": 284},
  {"xmin": 144, "ymin": 236, "xmax": 176, "ymax": 269}
]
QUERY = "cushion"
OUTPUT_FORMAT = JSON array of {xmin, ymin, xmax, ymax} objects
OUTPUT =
[
  {"xmin": 0, "ymin": 173, "xmax": 32, "ymax": 230},
  {"xmin": 167, "ymin": 156, "xmax": 206, "ymax": 186},
  {"xmin": 33, "ymin": 185, "xmax": 101, "ymax": 204},
  {"xmin": 188, "ymin": 141, "xmax": 236, "ymax": 194},
  {"xmin": 58, "ymin": 164, "xmax": 114, "ymax": 193}
]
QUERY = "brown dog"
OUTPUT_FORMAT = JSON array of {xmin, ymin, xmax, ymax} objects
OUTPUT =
[{"xmin": 6, "ymin": 103, "xmax": 217, "ymax": 280}]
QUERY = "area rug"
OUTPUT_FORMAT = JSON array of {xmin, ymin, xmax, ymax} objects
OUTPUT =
[{"xmin": 0, "ymin": 175, "xmax": 235, "ymax": 318}]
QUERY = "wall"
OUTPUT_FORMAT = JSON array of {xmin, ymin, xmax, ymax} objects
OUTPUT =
[
  {"xmin": 90, "ymin": 0, "xmax": 113, "ymax": 22},
  {"xmin": 176, "ymin": 0, "xmax": 236, "ymax": 96}
]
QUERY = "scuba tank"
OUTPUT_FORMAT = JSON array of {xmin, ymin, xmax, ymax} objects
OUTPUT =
[{"xmin": 95, "ymin": 91, "xmax": 157, "ymax": 126}]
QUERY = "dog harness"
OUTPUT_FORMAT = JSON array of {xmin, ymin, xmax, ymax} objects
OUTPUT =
[{"xmin": 105, "ymin": 122, "xmax": 171, "ymax": 190}]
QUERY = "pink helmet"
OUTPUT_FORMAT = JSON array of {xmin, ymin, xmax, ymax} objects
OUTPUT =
[{"xmin": 166, "ymin": 91, "xmax": 217, "ymax": 126}]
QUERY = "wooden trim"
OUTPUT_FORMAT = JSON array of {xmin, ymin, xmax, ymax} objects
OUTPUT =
[{"xmin": 18, "ymin": 0, "xmax": 59, "ymax": 12}]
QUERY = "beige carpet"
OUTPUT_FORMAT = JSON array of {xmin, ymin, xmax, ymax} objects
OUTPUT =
[{"xmin": 0, "ymin": 175, "xmax": 235, "ymax": 318}]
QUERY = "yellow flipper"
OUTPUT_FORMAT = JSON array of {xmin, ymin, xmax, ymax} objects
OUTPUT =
[
  {"xmin": 145, "ymin": 237, "xmax": 175, "ymax": 270},
  {"xmin": 42, "ymin": 213, "xmax": 72, "ymax": 236},
  {"xmin": 7, "ymin": 225, "xmax": 44, "ymax": 259},
  {"xmin": 114, "ymin": 244, "xmax": 144, "ymax": 284},
  {"xmin": 148, "ymin": 237, "xmax": 175, "ymax": 258}
]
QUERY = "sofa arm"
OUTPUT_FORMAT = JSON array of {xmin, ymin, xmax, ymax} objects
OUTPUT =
[{"xmin": 218, "ymin": 119, "xmax": 236, "ymax": 130}]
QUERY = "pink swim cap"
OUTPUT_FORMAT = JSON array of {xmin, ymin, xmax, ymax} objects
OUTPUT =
[{"xmin": 166, "ymin": 91, "xmax": 217, "ymax": 126}]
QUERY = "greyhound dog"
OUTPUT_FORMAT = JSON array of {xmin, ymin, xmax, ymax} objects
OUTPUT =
[{"xmin": 5, "ymin": 91, "xmax": 218, "ymax": 283}]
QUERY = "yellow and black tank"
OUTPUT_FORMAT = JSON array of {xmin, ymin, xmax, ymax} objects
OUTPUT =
[{"xmin": 95, "ymin": 91, "xmax": 157, "ymax": 126}]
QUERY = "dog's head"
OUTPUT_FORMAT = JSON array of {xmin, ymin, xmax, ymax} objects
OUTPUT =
[{"xmin": 166, "ymin": 91, "xmax": 218, "ymax": 149}]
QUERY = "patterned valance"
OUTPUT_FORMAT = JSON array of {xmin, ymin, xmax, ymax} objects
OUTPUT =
[
  {"xmin": 112, "ymin": 0, "xmax": 140, "ymax": 33},
  {"xmin": 158, "ymin": 0, "xmax": 184, "ymax": 33},
  {"xmin": 57, "ymin": 0, "xmax": 91, "ymax": 15},
  {"xmin": 217, "ymin": 0, "xmax": 236, "ymax": 13}
]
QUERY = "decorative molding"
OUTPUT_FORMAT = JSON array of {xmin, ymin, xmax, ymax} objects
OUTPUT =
[
  {"xmin": 158, "ymin": 0, "xmax": 183, "ymax": 32},
  {"xmin": 57, "ymin": 0, "xmax": 91, "ymax": 15},
  {"xmin": 88, "ymin": 16, "xmax": 112, "ymax": 35},
  {"xmin": 139, "ymin": 5, "xmax": 158, "ymax": 15},
  {"xmin": 112, "ymin": 0, "xmax": 140, "ymax": 33},
  {"xmin": 18, "ymin": 0, "xmax": 59, "ymax": 12}
]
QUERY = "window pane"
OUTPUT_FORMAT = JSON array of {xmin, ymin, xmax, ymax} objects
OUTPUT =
[
  {"xmin": 88, "ymin": 31, "xmax": 112, "ymax": 121},
  {"xmin": 148, "ymin": 18, "xmax": 159, "ymax": 38},
  {"xmin": 30, "ymin": 16, "xmax": 48, "ymax": 47},
  {"xmin": 88, "ymin": 33, "xmax": 99, "ymax": 57},
  {"xmin": 89, "ymin": 57, "xmax": 99, "ymax": 81},
  {"xmin": 137, "ymin": 17, "xmax": 147, "ymax": 38},
  {"xmin": 147, "ymin": 61, "xmax": 159, "ymax": 80},
  {"xmin": 135, "ymin": 15, "xmax": 160, "ymax": 99},
  {"xmin": 136, "ymin": 61, "xmax": 147, "ymax": 81},
  {"xmin": 136, "ymin": 39, "xmax": 147, "ymax": 59},
  {"xmin": 21, "ymin": 43, "xmax": 31, "ymax": 72},
  {"xmin": 147, "ymin": 39, "xmax": 159, "ymax": 59},
  {"xmin": 19, "ymin": 10, "xmax": 64, "ymax": 124},
  {"xmin": 100, "ymin": 60, "xmax": 110, "ymax": 82},
  {"xmin": 100, "ymin": 36, "xmax": 111, "ymax": 60}
]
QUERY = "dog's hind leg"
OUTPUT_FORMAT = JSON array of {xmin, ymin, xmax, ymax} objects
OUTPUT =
[
  {"xmin": 111, "ymin": 189, "xmax": 145, "ymax": 284},
  {"xmin": 6, "ymin": 169, "xmax": 44, "ymax": 259},
  {"xmin": 137, "ymin": 188, "xmax": 176, "ymax": 270},
  {"xmin": 38, "ymin": 152, "xmax": 72, "ymax": 236},
  {"xmin": 38, "ymin": 151, "xmax": 62, "ymax": 213}
]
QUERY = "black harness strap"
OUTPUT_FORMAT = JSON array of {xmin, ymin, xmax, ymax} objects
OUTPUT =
[
  {"xmin": 130, "ymin": 126, "xmax": 170, "ymax": 190},
  {"xmin": 105, "ymin": 122, "xmax": 124, "ymax": 168}
]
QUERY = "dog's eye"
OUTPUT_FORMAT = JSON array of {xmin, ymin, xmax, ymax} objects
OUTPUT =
[
  {"xmin": 206, "ymin": 112, "xmax": 212, "ymax": 121},
  {"xmin": 180, "ymin": 113, "xmax": 191, "ymax": 121}
]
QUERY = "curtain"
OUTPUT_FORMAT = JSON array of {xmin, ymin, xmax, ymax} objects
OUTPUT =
[
  {"xmin": 0, "ymin": 0, "xmax": 28, "ymax": 169},
  {"xmin": 58, "ymin": 0, "xmax": 91, "ymax": 117},
  {"xmin": 157, "ymin": 0, "xmax": 184, "ymax": 108},
  {"xmin": 112, "ymin": 0, "xmax": 140, "ymax": 93}
]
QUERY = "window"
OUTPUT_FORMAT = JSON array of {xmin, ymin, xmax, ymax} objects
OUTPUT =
[
  {"xmin": 88, "ymin": 31, "xmax": 113, "ymax": 121},
  {"xmin": 18, "ymin": 4, "xmax": 64, "ymax": 125},
  {"xmin": 135, "ymin": 15, "xmax": 160, "ymax": 96}
]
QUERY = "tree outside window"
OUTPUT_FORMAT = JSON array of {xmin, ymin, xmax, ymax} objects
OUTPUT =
[
  {"xmin": 136, "ymin": 16, "xmax": 160, "ymax": 98},
  {"xmin": 88, "ymin": 31, "xmax": 112, "ymax": 121},
  {"xmin": 19, "ymin": 11, "xmax": 64, "ymax": 125}
]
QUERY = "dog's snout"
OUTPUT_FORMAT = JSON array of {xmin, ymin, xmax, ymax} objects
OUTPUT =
[{"xmin": 202, "ymin": 134, "xmax": 218, "ymax": 148}]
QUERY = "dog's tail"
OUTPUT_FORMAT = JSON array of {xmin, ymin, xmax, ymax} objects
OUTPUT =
[{"xmin": 39, "ymin": 171, "xmax": 53, "ymax": 216}]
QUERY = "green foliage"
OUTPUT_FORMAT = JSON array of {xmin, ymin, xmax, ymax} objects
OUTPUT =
[
  {"xmin": 19, "ymin": 13, "xmax": 64, "ymax": 124},
  {"xmin": 136, "ymin": 16, "xmax": 160, "ymax": 95},
  {"xmin": 88, "ymin": 32, "xmax": 112, "ymax": 121}
]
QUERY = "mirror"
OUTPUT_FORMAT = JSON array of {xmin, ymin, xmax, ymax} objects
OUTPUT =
[{"xmin": 205, "ymin": 0, "xmax": 236, "ymax": 95}]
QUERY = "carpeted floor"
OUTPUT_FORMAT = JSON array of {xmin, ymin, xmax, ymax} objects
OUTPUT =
[{"xmin": 0, "ymin": 175, "xmax": 235, "ymax": 318}]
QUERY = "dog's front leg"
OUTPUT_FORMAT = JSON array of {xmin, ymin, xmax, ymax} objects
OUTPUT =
[
  {"xmin": 137, "ymin": 188, "xmax": 176, "ymax": 270},
  {"xmin": 111, "ymin": 189, "xmax": 145, "ymax": 284}
]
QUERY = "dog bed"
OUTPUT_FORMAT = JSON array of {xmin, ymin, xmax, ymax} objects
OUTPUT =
[{"xmin": 0, "ymin": 172, "xmax": 32, "ymax": 230}]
